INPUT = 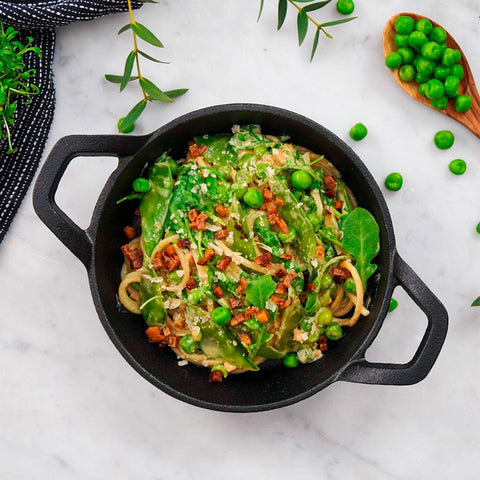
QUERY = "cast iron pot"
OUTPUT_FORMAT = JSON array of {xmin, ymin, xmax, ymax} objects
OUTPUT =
[{"xmin": 33, "ymin": 104, "xmax": 448, "ymax": 412}]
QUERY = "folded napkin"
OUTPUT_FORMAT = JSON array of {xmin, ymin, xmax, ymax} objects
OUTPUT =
[{"xmin": 0, "ymin": 0, "xmax": 142, "ymax": 244}]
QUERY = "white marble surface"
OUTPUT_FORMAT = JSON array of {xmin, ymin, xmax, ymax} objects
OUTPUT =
[{"xmin": 1, "ymin": 0, "xmax": 480, "ymax": 478}]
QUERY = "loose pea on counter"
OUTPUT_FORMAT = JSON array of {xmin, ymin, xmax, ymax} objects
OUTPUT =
[
  {"xmin": 336, "ymin": 0, "xmax": 354, "ymax": 15},
  {"xmin": 349, "ymin": 122, "xmax": 368, "ymax": 141},
  {"xmin": 384, "ymin": 172, "xmax": 403, "ymax": 191},
  {"xmin": 449, "ymin": 159, "xmax": 467, "ymax": 175},
  {"xmin": 434, "ymin": 129, "xmax": 455, "ymax": 149}
]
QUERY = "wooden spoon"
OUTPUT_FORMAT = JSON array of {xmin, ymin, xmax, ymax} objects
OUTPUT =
[{"xmin": 383, "ymin": 12, "xmax": 480, "ymax": 138}]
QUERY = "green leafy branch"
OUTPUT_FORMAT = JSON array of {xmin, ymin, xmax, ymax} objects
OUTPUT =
[
  {"xmin": 258, "ymin": 0, "xmax": 357, "ymax": 61},
  {"xmin": 0, "ymin": 23, "xmax": 41, "ymax": 154},
  {"xmin": 105, "ymin": 0, "xmax": 187, "ymax": 133}
]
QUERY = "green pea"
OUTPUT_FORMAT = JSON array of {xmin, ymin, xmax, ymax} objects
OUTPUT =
[
  {"xmin": 320, "ymin": 273, "xmax": 334, "ymax": 290},
  {"xmin": 433, "ymin": 65, "xmax": 451, "ymax": 81},
  {"xmin": 476, "ymin": 222, "xmax": 480, "ymax": 234},
  {"xmin": 421, "ymin": 41, "xmax": 442, "ymax": 61},
  {"xmin": 385, "ymin": 52, "xmax": 402, "ymax": 69},
  {"xmin": 188, "ymin": 288, "xmax": 206, "ymax": 305},
  {"xmin": 336, "ymin": 0, "xmax": 354, "ymax": 15},
  {"xmin": 449, "ymin": 159, "xmax": 467, "ymax": 175},
  {"xmin": 384, "ymin": 172, "xmax": 403, "ymax": 191},
  {"xmin": 307, "ymin": 213, "xmax": 321, "ymax": 229},
  {"xmin": 300, "ymin": 318, "xmax": 313, "ymax": 332},
  {"xmin": 179, "ymin": 334, "xmax": 199, "ymax": 354},
  {"xmin": 211, "ymin": 306, "xmax": 232, "ymax": 326},
  {"xmin": 455, "ymin": 94, "xmax": 472, "ymax": 113},
  {"xmin": 317, "ymin": 308, "xmax": 333, "ymax": 326},
  {"xmin": 450, "ymin": 64, "xmax": 464, "ymax": 79},
  {"xmin": 243, "ymin": 187, "xmax": 264, "ymax": 208},
  {"xmin": 278, "ymin": 227, "xmax": 297, "ymax": 244},
  {"xmin": 218, "ymin": 164, "xmax": 232, "ymax": 180},
  {"xmin": 325, "ymin": 322, "xmax": 343, "ymax": 341},
  {"xmin": 283, "ymin": 353, "xmax": 299, "ymax": 368},
  {"xmin": 291, "ymin": 170, "xmax": 312, "ymax": 190},
  {"xmin": 442, "ymin": 48, "xmax": 457, "ymax": 67},
  {"xmin": 430, "ymin": 26, "xmax": 447, "ymax": 44},
  {"xmin": 408, "ymin": 31, "xmax": 428, "ymax": 51},
  {"xmin": 164, "ymin": 157, "xmax": 179, "ymax": 175},
  {"xmin": 415, "ymin": 18, "xmax": 433, "ymax": 35},
  {"xmin": 349, "ymin": 122, "xmax": 368, "ymax": 141},
  {"xmin": 434, "ymin": 130, "xmax": 454, "ymax": 149},
  {"xmin": 132, "ymin": 177, "xmax": 151, "ymax": 192},
  {"xmin": 415, "ymin": 57, "xmax": 435, "ymax": 76},
  {"xmin": 431, "ymin": 96, "xmax": 449, "ymax": 110},
  {"xmin": 425, "ymin": 79, "xmax": 445, "ymax": 99},
  {"xmin": 415, "ymin": 72, "xmax": 431, "ymax": 84},
  {"xmin": 388, "ymin": 298, "xmax": 399, "ymax": 312},
  {"xmin": 399, "ymin": 64, "xmax": 415, "ymax": 82},
  {"xmin": 167, "ymin": 271, "xmax": 183, "ymax": 285},
  {"xmin": 319, "ymin": 291, "xmax": 331, "ymax": 307},
  {"xmin": 396, "ymin": 47, "xmax": 415, "ymax": 65},
  {"xmin": 444, "ymin": 75, "xmax": 460, "ymax": 98},
  {"xmin": 395, "ymin": 15, "xmax": 415, "ymax": 35},
  {"xmin": 418, "ymin": 82, "xmax": 428, "ymax": 97},
  {"xmin": 394, "ymin": 34, "xmax": 410, "ymax": 47},
  {"xmin": 255, "ymin": 162, "xmax": 270, "ymax": 178},
  {"xmin": 343, "ymin": 278, "xmax": 356, "ymax": 293},
  {"xmin": 254, "ymin": 144, "xmax": 268, "ymax": 158}
]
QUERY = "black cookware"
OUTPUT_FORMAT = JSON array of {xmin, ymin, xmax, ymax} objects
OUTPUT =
[{"xmin": 33, "ymin": 104, "xmax": 448, "ymax": 412}]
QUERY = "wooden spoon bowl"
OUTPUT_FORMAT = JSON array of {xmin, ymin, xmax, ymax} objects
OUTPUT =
[{"xmin": 383, "ymin": 12, "xmax": 480, "ymax": 138}]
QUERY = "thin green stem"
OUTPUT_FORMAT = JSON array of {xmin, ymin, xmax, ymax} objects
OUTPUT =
[
  {"xmin": 127, "ymin": 0, "xmax": 148, "ymax": 101},
  {"xmin": 287, "ymin": 0, "xmax": 330, "ymax": 38}
]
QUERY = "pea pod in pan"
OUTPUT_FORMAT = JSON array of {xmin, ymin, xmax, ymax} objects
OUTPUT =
[
  {"xmin": 275, "ymin": 293, "xmax": 306, "ymax": 353},
  {"xmin": 139, "ymin": 274, "xmax": 167, "ymax": 327},
  {"xmin": 140, "ymin": 160, "xmax": 174, "ymax": 257},
  {"xmin": 269, "ymin": 176, "xmax": 317, "ymax": 264}
]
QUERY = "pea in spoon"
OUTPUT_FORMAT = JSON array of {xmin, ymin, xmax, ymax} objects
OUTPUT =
[{"xmin": 383, "ymin": 12, "xmax": 480, "ymax": 139}]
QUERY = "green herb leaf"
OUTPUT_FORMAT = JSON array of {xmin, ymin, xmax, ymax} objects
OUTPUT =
[
  {"xmin": 118, "ymin": 99, "xmax": 147, "ymax": 133},
  {"xmin": 320, "ymin": 16, "xmax": 358, "ymax": 28},
  {"xmin": 164, "ymin": 88, "xmax": 189, "ymax": 98},
  {"xmin": 118, "ymin": 24, "xmax": 132, "ymax": 34},
  {"xmin": 139, "ymin": 77, "xmax": 173, "ymax": 102},
  {"xmin": 303, "ymin": 0, "xmax": 331, "ymax": 12},
  {"xmin": 297, "ymin": 9, "xmax": 308, "ymax": 45},
  {"xmin": 310, "ymin": 27, "xmax": 320, "ymax": 61},
  {"xmin": 277, "ymin": 0, "xmax": 288, "ymax": 30},
  {"xmin": 342, "ymin": 207, "xmax": 380, "ymax": 288},
  {"xmin": 131, "ymin": 22, "xmax": 164, "ymax": 47},
  {"xmin": 105, "ymin": 74, "xmax": 138, "ymax": 84},
  {"xmin": 120, "ymin": 50, "xmax": 136, "ymax": 91},
  {"xmin": 472, "ymin": 296, "xmax": 480, "ymax": 307},
  {"xmin": 138, "ymin": 50, "xmax": 169, "ymax": 64},
  {"xmin": 245, "ymin": 275, "xmax": 277, "ymax": 310},
  {"xmin": 257, "ymin": 0, "xmax": 265, "ymax": 21}
]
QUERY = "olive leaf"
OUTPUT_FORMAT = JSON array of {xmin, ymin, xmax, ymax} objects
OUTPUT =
[
  {"xmin": 139, "ymin": 77, "xmax": 173, "ymax": 102},
  {"xmin": 131, "ymin": 22, "xmax": 164, "ymax": 48},
  {"xmin": 341, "ymin": 207, "xmax": 380, "ymax": 288},
  {"xmin": 118, "ymin": 99, "xmax": 147, "ymax": 133},
  {"xmin": 278, "ymin": 0, "xmax": 288, "ymax": 30},
  {"xmin": 311, "ymin": 27, "xmax": 320, "ymax": 61},
  {"xmin": 320, "ymin": 16, "xmax": 358, "ymax": 28},
  {"xmin": 120, "ymin": 50, "xmax": 136, "ymax": 91},
  {"xmin": 105, "ymin": 74, "xmax": 138, "ymax": 84},
  {"xmin": 472, "ymin": 297, "xmax": 480, "ymax": 307},
  {"xmin": 297, "ymin": 9, "xmax": 308, "ymax": 45},
  {"xmin": 138, "ymin": 50, "xmax": 169, "ymax": 64}
]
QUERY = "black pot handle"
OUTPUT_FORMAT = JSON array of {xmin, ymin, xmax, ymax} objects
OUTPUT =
[
  {"xmin": 337, "ymin": 253, "xmax": 448, "ymax": 385},
  {"xmin": 33, "ymin": 134, "xmax": 149, "ymax": 268}
]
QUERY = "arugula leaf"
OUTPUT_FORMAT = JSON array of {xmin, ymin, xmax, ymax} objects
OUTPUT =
[
  {"xmin": 245, "ymin": 275, "xmax": 277, "ymax": 310},
  {"xmin": 341, "ymin": 207, "xmax": 380, "ymax": 288},
  {"xmin": 472, "ymin": 296, "xmax": 480, "ymax": 307}
]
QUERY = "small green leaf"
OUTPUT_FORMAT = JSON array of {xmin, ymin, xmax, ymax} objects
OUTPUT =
[
  {"xmin": 310, "ymin": 27, "xmax": 320, "ymax": 61},
  {"xmin": 277, "ymin": 0, "xmax": 288, "ymax": 30},
  {"xmin": 138, "ymin": 50, "xmax": 169, "ymax": 64},
  {"xmin": 164, "ymin": 88, "xmax": 189, "ymax": 98},
  {"xmin": 297, "ymin": 9, "xmax": 308, "ymax": 46},
  {"xmin": 139, "ymin": 77, "xmax": 173, "ymax": 102},
  {"xmin": 472, "ymin": 296, "xmax": 480, "ymax": 307},
  {"xmin": 257, "ymin": 0, "xmax": 265, "ymax": 21},
  {"xmin": 118, "ymin": 24, "xmax": 132, "ymax": 35},
  {"xmin": 320, "ymin": 16, "xmax": 358, "ymax": 28},
  {"xmin": 303, "ymin": 0, "xmax": 331, "ymax": 12},
  {"xmin": 131, "ymin": 22, "xmax": 164, "ymax": 48},
  {"xmin": 105, "ymin": 74, "xmax": 138, "ymax": 84},
  {"xmin": 120, "ymin": 50, "xmax": 136, "ymax": 92},
  {"xmin": 245, "ymin": 275, "xmax": 277, "ymax": 310},
  {"xmin": 118, "ymin": 99, "xmax": 147, "ymax": 133}
]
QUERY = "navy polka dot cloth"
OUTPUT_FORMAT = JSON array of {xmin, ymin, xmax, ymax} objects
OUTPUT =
[{"xmin": 0, "ymin": 1, "xmax": 142, "ymax": 244}]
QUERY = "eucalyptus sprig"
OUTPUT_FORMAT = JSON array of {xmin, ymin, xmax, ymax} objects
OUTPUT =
[
  {"xmin": 258, "ymin": 0, "xmax": 357, "ymax": 61},
  {"xmin": 0, "ymin": 23, "xmax": 41, "ymax": 154},
  {"xmin": 105, "ymin": 0, "xmax": 187, "ymax": 133}
]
